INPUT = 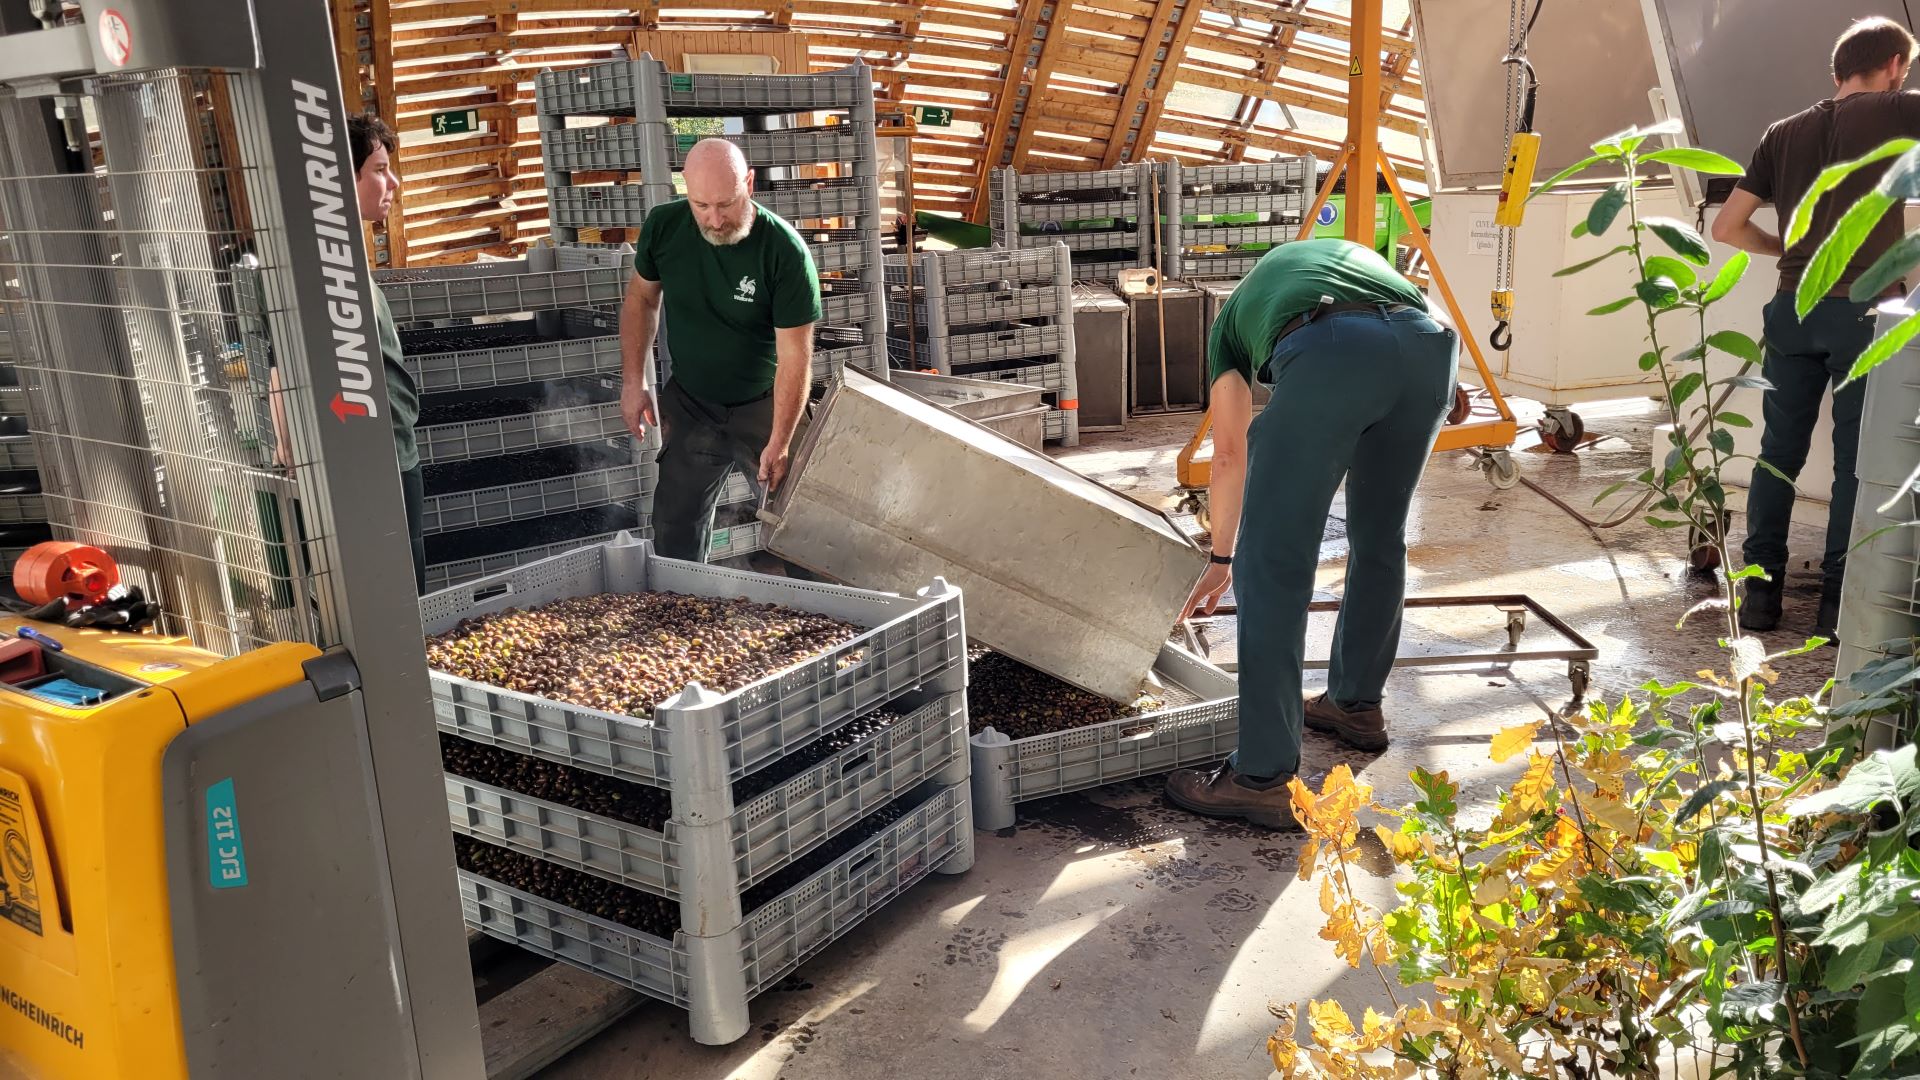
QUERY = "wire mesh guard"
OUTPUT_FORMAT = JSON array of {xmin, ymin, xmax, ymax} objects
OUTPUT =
[{"xmin": 0, "ymin": 69, "xmax": 348, "ymax": 655}]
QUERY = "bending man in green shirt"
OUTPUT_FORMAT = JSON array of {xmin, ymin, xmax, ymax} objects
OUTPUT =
[
  {"xmin": 1165, "ymin": 238, "xmax": 1455, "ymax": 830},
  {"xmin": 618, "ymin": 139, "xmax": 822, "ymax": 561}
]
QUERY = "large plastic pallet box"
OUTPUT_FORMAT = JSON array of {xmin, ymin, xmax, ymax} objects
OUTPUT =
[
  {"xmin": 377, "ymin": 265, "xmax": 627, "ymax": 322},
  {"xmin": 417, "ymin": 400, "xmax": 631, "ymax": 467},
  {"xmin": 0, "ymin": 434, "xmax": 35, "ymax": 471},
  {"xmin": 459, "ymin": 777, "xmax": 971, "ymax": 1044},
  {"xmin": 419, "ymin": 532, "xmax": 966, "ymax": 792},
  {"xmin": 883, "ymin": 245, "xmax": 1071, "ymax": 369},
  {"xmin": 0, "ymin": 490, "xmax": 43, "ymax": 525},
  {"xmin": 990, "ymin": 165, "xmax": 1154, "ymax": 282},
  {"xmin": 421, "ymin": 456, "xmax": 659, "ymax": 536},
  {"xmin": 969, "ymin": 644, "xmax": 1236, "ymax": 830},
  {"xmin": 664, "ymin": 126, "xmax": 874, "ymax": 169},
  {"xmin": 423, "ymin": 521, "xmax": 639, "ymax": 593},
  {"xmin": 885, "ymin": 323, "xmax": 1068, "ymax": 373}
]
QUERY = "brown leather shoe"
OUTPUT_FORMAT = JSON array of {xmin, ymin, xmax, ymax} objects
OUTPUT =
[
  {"xmin": 1164, "ymin": 762, "xmax": 1299, "ymax": 830},
  {"xmin": 1304, "ymin": 693, "xmax": 1389, "ymax": 752}
]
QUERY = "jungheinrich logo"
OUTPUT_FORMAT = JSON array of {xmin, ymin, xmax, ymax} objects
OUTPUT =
[{"xmin": 289, "ymin": 79, "xmax": 380, "ymax": 424}]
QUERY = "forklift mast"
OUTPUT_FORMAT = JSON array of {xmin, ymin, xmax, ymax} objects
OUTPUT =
[{"xmin": 0, "ymin": 1, "xmax": 480, "ymax": 1076}]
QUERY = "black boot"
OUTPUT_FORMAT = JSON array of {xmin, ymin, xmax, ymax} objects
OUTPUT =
[
  {"xmin": 1738, "ymin": 573, "xmax": 1783, "ymax": 632},
  {"xmin": 1814, "ymin": 589, "xmax": 1841, "ymax": 644}
]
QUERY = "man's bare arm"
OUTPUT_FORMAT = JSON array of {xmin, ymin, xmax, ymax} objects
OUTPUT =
[
  {"xmin": 1710, "ymin": 187, "xmax": 1785, "ymax": 258},
  {"xmin": 620, "ymin": 274, "xmax": 664, "ymax": 437},
  {"xmin": 759, "ymin": 323, "xmax": 813, "ymax": 491}
]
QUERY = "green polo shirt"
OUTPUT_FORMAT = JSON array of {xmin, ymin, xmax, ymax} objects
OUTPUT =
[
  {"xmin": 635, "ymin": 199, "xmax": 822, "ymax": 405},
  {"xmin": 372, "ymin": 285, "xmax": 420, "ymax": 472},
  {"xmin": 1207, "ymin": 238, "xmax": 1426, "ymax": 384}
]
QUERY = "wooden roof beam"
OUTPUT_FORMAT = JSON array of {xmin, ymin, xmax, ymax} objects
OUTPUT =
[{"xmin": 1101, "ymin": 0, "xmax": 1204, "ymax": 166}]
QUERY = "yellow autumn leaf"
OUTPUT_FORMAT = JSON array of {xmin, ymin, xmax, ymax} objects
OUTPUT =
[
  {"xmin": 1308, "ymin": 998, "xmax": 1357, "ymax": 1040},
  {"xmin": 1472, "ymin": 872, "xmax": 1512, "ymax": 908},
  {"xmin": 1433, "ymin": 975, "xmax": 1477, "ymax": 992},
  {"xmin": 1495, "ymin": 752, "xmax": 1556, "ymax": 828},
  {"xmin": 1583, "ymin": 796, "xmax": 1639, "ymax": 839},
  {"xmin": 1510, "ymin": 966, "xmax": 1550, "ymax": 1010},
  {"xmin": 1490, "ymin": 718, "xmax": 1542, "ymax": 763},
  {"xmin": 1319, "ymin": 875, "xmax": 1340, "ymax": 917},
  {"xmin": 1374, "ymin": 824, "xmax": 1421, "ymax": 862}
]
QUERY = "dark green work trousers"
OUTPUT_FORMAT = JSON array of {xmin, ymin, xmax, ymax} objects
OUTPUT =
[
  {"xmin": 652, "ymin": 378, "xmax": 775, "ymax": 562},
  {"xmin": 1231, "ymin": 305, "xmax": 1456, "ymax": 779}
]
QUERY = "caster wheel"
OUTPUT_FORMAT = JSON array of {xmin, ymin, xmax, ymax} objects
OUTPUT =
[
  {"xmin": 1174, "ymin": 491, "xmax": 1211, "ymax": 535},
  {"xmin": 1540, "ymin": 409, "xmax": 1585, "ymax": 454},
  {"xmin": 1499, "ymin": 604, "xmax": 1528, "ymax": 648},
  {"xmin": 1446, "ymin": 385, "xmax": 1472, "ymax": 426},
  {"xmin": 1484, "ymin": 449, "xmax": 1519, "ymax": 490},
  {"xmin": 1569, "ymin": 661, "xmax": 1591, "ymax": 701}
]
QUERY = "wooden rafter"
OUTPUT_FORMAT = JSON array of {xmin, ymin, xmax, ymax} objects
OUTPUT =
[
  {"xmin": 968, "ymin": 0, "xmax": 1059, "ymax": 220},
  {"xmin": 1105, "ymin": 0, "xmax": 1203, "ymax": 167}
]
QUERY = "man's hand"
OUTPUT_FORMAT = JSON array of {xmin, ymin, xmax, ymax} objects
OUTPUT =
[
  {"xmin": 621, "ymin": 383, "xmax": 657, "ymax": 439},
  {"xmin": 758, "ymin": 441, "xmax": 791, "ymax": 493},
  {"xmin": 1182, "ymin": 561, "xmax": 1232, "ymax": 621}
]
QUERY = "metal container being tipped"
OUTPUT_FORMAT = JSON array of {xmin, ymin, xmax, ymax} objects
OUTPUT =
[
  {"xmin": 886, "ymin": 369, "xmax": 1049, "ymax": 452},
  {"xmin": 762, "ymin": 368, "xmax": 1205, "ymax": 702}
]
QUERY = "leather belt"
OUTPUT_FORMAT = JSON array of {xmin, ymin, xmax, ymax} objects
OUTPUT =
[{"xmin": 1274, "ymin": 301, "xmax": 1421, "ymax": 347}]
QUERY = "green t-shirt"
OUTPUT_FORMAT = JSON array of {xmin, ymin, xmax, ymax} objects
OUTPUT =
[
  {"xmin": 634, "ymin": 199, "xmax": 823, "ymax": 405},
  {"xmin": 1207, "ymin": 237, "xmax": 1427, "ymax": 385},
  {"xmin": 372, "ymin": 285, "xmax": 420, "ymax": 472}
]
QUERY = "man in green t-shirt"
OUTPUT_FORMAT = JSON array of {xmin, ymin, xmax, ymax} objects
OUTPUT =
[
  {"xmin": 1164, "ymin": 238, "xmax": 1455, "ymax": 830},
  {"xmin": 618, "ymin": 138, "xmax": 822, "ymax": 561}
]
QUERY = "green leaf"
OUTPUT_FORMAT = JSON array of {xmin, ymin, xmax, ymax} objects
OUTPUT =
[
  {"xmin": 1588, "ymin": 296, "xmax": 1639, "ymax": 316},
  {"xmin": 1689, "ymin": 899, "xmax": 1764, "ymax": 926},
  {"xmin": 1846, "ymin": 307, "xmax": 1920, "ymax": 383},
  {"xmin": 1784, "ymin": 138, "xmax": 1916, "ymax": 248},
  {"xmin": 1638, "ymin": 350, "xmax": 1662, "ymax": 371},
  {"xmin": 1671, "ymin": 371, "xmax": 1705, "ymax": 407},
  {"xmin": 1410, "ymin": 766, "xmax": 1458, "ymax": 819},
  {"xmin": 1571, "ymin": 219, "xmax": 1591, "ymax": 239},
  {"xmin": 1843, "ymin": 975, "xmax": 1920, "ymax": 1076},
  {"xmin": 1717, "ymin": 980, "xmax": 1781, "ymax": 1024},
  {"xmin": 1875, "ymin": 141, "xmax": 1920, "ymax": 199},
  {"xmin": 1716, "ymin": 373, "xmax": 1773, "ymax": 390},
  {"xmin": 1637, "ymin": 278, "xmax": 1682, "ymax": 308},
  {"xmin": 1797, "ymin": 191, "xmax": 1898, "ymax": 319},
  {"xmin": 1587, "ymin": 182, "xmax": 1631, "ymax": 237},
  {"xmin": 1703, "ymin": 251, "xmax": 1751, "ymax": 304},
  {"xmin": 1708, "ymin": 429, "xmax": 1735, "ymax": 456},
  {"xmin": 1675, "ymin": 779, "xmax": 1736, "ymax": 825},
  {"xmin": 1553, "ymin": 244, "xmax": 1632, "ymax": 278},
  {"xmin": 1801, "ymin": 865, "xmax": 1864, "ymax": 916},
  {"xmin": 1530, "ymin": 153, "xmax": 1604, "ymax": 203},
  {"xmin": 1706, "ymin": 330, "xmax": 1763, "ymax": 364},
  {"xmin": 1849, "ymin": 230, "xmax": 1920, "ymax": 303},
  {"xmin": 1645, "ymin": 255, "xmax": 1698, "ymax": 288},
  {"xmin": 1645, "ymin": 217, "xmax": 1711, "ymax": 265},
  {"xmin": 1823, "ymin": 938, "xmax": 1884, "ymax": 993},
  {"xmin": 1716, "ymin": 411, "xmax": 1753, "ymax": 427},
  {"xmin": 1593, "ymin": 479, "xmax": 1630, "ymax": 505},
  {"xmin": 1640, "ymin": 146, "xmax": 1745, "ymax": 175},
  {"xmin": 1642, "ymin": 848, "xmax": 1684, "ymax": 874}
]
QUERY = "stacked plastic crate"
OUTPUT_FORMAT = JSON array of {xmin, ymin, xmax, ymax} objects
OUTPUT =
[
  {"xmin": 988, "ymin": 164, "xmax": 1154, "ymax": 284},
  {"xmin": 883, "ymin": 243, "xmax": 1080, "ymax": 447},
  {"xmin": 0, "ymin": 327, "xmax": 47, "ymax": 574},
  {"xmin": 428, "ymin": 534, "xmax": 973, "ymax": 1045},
  {"xmin": 375, "ymin": 247, "xmax": 649, "ymax": 593},
  {"xmin": 537, "ymin": 55, "xmax": 887, "ymax": 565},
  {"xmin": 1159, "ymin": 156, "xmax": 1317, "ymax": 281}
]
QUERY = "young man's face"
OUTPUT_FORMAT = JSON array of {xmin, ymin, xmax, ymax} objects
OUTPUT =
[{"xmin": 356, "ymin": 144, "xmax": 399, "ymax": 224}]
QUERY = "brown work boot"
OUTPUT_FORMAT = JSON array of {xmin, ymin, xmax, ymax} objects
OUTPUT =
[
  {"xmin": 1164, "ymin": 762, "xmax": 1299, "ymax": 830},
  {"xmin": 1304, "ymin": 693, "xmax": 1390, "ymax": 752}
]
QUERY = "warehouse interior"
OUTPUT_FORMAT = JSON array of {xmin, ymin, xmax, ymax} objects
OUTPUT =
[{"xmin": 0, "ymin": 2, "xmax": 1915, "ymax": 1080}]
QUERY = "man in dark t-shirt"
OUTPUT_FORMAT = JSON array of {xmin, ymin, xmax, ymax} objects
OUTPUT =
[
  {"xmin": 1711, "ymin": 16, "xmax": 1920, "ymax": 639},
  {"xmin": 616, "ymin": 138, "xmax": 822, "ymax": 562}
]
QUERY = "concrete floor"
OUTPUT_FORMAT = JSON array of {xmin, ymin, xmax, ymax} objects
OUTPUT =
[{"xmin": 548, "ymin": 395, "xmax": 1842, "ymax": 1080}]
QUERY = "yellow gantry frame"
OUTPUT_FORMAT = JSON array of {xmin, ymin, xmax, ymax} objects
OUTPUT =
[{"xmin": 1175, "ymin": 0, "xmax": 1518, "ymax": 489}]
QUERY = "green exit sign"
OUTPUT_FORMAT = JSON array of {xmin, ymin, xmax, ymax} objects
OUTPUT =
[
  {"xmin": 429, "ymin": 109, "xmax": 477, "ymax": 137},
  {"xmin": 914, "ymin": 106, "xmax": 953, "ymax": 127}
]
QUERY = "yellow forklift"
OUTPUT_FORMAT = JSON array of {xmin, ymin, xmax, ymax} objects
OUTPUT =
[{"xmin": 0, "ymin": 2, "xmax": 480, "ymax": 1077}]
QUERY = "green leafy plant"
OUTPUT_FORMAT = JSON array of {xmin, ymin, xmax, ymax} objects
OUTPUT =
[{"xmin": 1271, "ymin": 124, "xmax": 1920, "ymax": 1079}]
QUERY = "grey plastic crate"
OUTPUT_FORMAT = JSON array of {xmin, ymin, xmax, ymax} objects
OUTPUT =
[
  {"xmin": 405, "ymin": 326, "xmax": 622, "ymax": 394},
  {"xmin": 447, "ymin": 689, "xmax": 964, "ymax": 900},
  {"xmin": 707, "ymin": 519, "xmax": 764, "ymax": 562},
  {"xmin": 954, "ymin": 359, "xmax": 1075, "ymax": 397},
  {"xmin": 809, "ymin": 238, "xmax": 871, "ymax": 275},
  {"xmin": 0, "ymin": 387, "xmax": 25, "ymax": 419},
  {"xmin": 381, "ymin": 268, "xmax": 627, "ymax": 322},
  {"xmin": 0, "ymin": 491, "xmax": 44, "ymax": 524},
  {"xmin": 0, "ymin": 435, "xmax": 34, "ymax": 472},
  {"xmin": 882, "ymin": 245, "xmax": 1065, "ymax": 289},
  {"xmin": 969, "ymin": 644, "xmax": 1234, "ymax": 829},
  {"xmin": 542, "ymin": 124, "xmax": 657, "ymax": 173},
  {"xmin": 887, "ymin": 285, "xmax": 1066, "ymax": 331},
  {"xmin": 1016, "ymin": 198, "xmax": 1145, "ymax": 224},
  {"xmin": 1041, "ymin": 407, "xmax": 1079, "ymax": 447},
  {"xmin": 0, "ymin": 546, "xmax": 27, "ymax": 575},
  {"xmin": 1013, "ymin": 165, "xmax": 1148, "ymax": 196},
  {"xmin": 719, "ymin": 469, "xmax": 757, "ymax": 508},
  {"xmin": 665, "ymin": 125, "xmax": 874, "ymax": 168},
  {"xmin": 536, "ymin": 61, "xmax": 640, "ymax": 117},
  {"xmin": 1173, "ymin": 160, "xmax": 1315, "ymax": 192},
  {"xmin": 460, "ymin": 778, "xmax": 969, "ymax": 1043},
  {"xmin": 549, "ymin": 185, "xmax": 661, "ymax": 230},
  {"xmin": 425, "ymin": 526, "xmax": 637, "ymax": 594},
  {"xmin": 421, "ymin": 533, "xmax": 967, "ymax": 789},
  {"xmin": 754, "ymin": 184, "xmax": 875, "ymax": 224},
  {"xmin": 423, "ymin": 460, "xmax": 658, "ymax": 536},
  {"xmin": 375, "ymin": 259, "xmax": 533, "ymax": 283},
  {"xmin": 1177, "ymin": 193, "xmax": 1307, "ymax": 218},
  {"xmin": 887, "ymin": 323, "xmax": 1066, "ymax": 369},
  {"xmin": 1175, "ymin": 254, "xmax": 1269, "ymax": 280},
  {"xmin": 819, "ymin": 291, "xmax": 874, "ymax": 327},
  {"xmin": 1173, "ymin": 223, "xmax": 1298, "ymax": 248},
  {"xmin": 1019, "ymin": 230, "xmax": 1147, "ymax": 254},
  {"xmin": 417, "ymin": 402, "xmax": 637, "ymax": 466},
  {"xmin": 813, "ymin": 339, "xmax": 886, "ymax": 382},
  {"xmin": 642, "ymin": 58, "xmax": 873, "ymax": 118}
]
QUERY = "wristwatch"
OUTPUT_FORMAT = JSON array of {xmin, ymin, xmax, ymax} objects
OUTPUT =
[{"xmin": 1209, "ymin": 551, "xmax": 1233, "ymax": 565}]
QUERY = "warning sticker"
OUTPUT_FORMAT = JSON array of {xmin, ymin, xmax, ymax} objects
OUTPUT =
[{"xmin": 0, "ymin": 772, "xmax": 46, "ymax": 936}]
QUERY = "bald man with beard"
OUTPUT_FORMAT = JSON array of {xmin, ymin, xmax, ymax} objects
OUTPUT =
[{"xmin": 618, "ymin": 138, "xmax": 823, "ymax": 561}]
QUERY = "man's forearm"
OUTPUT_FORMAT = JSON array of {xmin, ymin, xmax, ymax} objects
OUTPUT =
[
  {"xmin": 621, "ymin": 295, "xmax": 660, "ymax": 390},
  {"xmin": 1719, "ymin": 220, "xmax": 1784, "ymax": 259},
  {"xmin": 1207, "ymin": 451, "xmax": 1246, "ymax": 557},
  {"xmin": 768, "ymin": 339, "xmax": 810, "ymax": 450}
]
